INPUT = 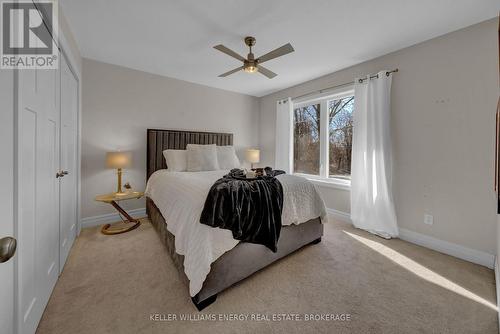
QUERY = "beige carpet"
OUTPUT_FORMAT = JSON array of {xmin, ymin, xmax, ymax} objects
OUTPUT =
[{"xmin": 37, "ymin": 217, "xmax": 498, "ymax": 334}]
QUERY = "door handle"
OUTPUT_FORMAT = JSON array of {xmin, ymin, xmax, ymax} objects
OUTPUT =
[
  {"xmin": 56, "ymin": 170, "xmax": 69, "ymax": 178},
  {"xmin": 0, "ymin": 237, "xmax": 16, "ymax": 263}
]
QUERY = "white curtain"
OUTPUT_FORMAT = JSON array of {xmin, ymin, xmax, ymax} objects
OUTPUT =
[
  {"xmin": 275, "ymin": 97, "xmax": 293, "ymax": 173},
  {"xmin": 351, "ymin": 71, "xmax": 398, "ymax": 238}
]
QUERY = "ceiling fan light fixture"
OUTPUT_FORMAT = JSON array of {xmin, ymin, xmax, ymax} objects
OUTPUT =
[
  {"xmin": 243, "ymin": 58, "xmax": 258, "ymax": 73},
  {"xmin": 214, "ymin": 36, "xmax": 294, "ymax": 79},
  {"xmin": 244, "ymin": 65, "xmax": 258, "ymax": 73}
]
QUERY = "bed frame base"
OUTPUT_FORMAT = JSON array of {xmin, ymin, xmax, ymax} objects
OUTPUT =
[
  {"xmin": 192, "ymin": 294, "xmax": 217, "ymax": 311},
  {"xmin": 147, "ymin": 198, "xmax": 323, "ymax": 311},
  {"xmin": 311, "ymin": 237, "xmax": 322, "ymax": 244},
  {"xmin": 190, "ymin": 240, "xmax": 320, "ymax": 311}
]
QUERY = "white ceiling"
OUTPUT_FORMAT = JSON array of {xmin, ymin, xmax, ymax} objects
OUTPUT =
[{"xmin": 61, "ymin": 0, "xmax": 498, "ymax": 97}]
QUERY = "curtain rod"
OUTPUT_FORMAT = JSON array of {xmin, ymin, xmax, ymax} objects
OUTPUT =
[{"xmin": 292, "ymin": 68, "xmax": 399, "ymax": 101}]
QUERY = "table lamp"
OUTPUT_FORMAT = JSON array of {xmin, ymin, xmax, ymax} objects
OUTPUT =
[
  {"xmin": 106, "ymin": 151, "xmax": 132, "ymax": 195},
  {"xmin": 245, "ymin": 149, "xmax": 260, "ymax": 170}
]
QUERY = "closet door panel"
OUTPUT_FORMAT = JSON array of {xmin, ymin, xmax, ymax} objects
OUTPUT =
[
  {"xmin": 17, "ymin": 46, "xmax": 60, "ymax": 334},
  {"xmin": 18, "ymin": 106, "xmax": 38, "ymax": 329},
  {"xmin": 59, "ymin": 54, "xmax": 78, "ymax": 269}
]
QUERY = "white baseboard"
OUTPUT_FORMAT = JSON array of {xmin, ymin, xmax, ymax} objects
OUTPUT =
[
  {"xmin": 399, "ymin": 228, "xmax": 495, "ymax": 269},
  {"xmin": 326, "ymin": 208, "xmax": 352, "ymax": 223},
  {"xmin": 81, "ymin": 207, "xmax": 146, "ymax": 228},
  {"xmin": 495, "ymin": 257, "xmax": 500, "ymax": 333},
  {"xmin": 326, "ymin": 208, "xmax": 495, "ymax": 269}
]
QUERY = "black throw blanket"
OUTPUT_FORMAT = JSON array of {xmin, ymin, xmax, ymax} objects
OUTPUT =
[{"xmin": 200, "ymin": 168, "xmax": 285, "ymax": 252}]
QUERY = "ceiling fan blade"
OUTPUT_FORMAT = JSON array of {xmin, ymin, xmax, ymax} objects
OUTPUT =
[
  {"xmin": 218, "ymin": 66, "xmax": 244, "ymax": 77},
  {"xmin": 258, "ymin": 65, "xmax": 277, "ymax": 79},
  {"xmin": 213, "ymin": 44, "xmax": 246, "ymax": 62},
  {"xmin": 257, "ymin": 43, "xmax": 294, "ymax": 64}
]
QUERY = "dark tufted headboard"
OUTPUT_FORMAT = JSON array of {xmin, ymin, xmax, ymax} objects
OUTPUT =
[{"xmin": 147, "ymin": 128, "xmax": 233, "ymax": 179}]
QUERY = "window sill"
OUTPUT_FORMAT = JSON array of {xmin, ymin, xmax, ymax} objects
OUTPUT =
[{"xmin": 294, "ymin": 173, "xmax": 351, "ymax": 191}]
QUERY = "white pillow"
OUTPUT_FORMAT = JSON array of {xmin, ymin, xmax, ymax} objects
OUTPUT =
[
  {"xmin": 217, "ymin": 146, "xmax": 240, "ymax": 170},
  {"xmin": 163, "ymin": 149, "xmax": 187, "ymax": 172},
  {"xmin": 186, "ymin": 144, "xmax": 219, "ymax": 172}
]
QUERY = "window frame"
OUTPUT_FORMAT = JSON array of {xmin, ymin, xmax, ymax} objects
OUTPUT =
[{"xmin": 292, "ymin": 88, "xmax": 354, "ymax": 189}]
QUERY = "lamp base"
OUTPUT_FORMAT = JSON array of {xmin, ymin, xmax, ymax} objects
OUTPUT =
[{"xmin": 116, "ymin": 168, "xmax": 124, "ymax": 194}]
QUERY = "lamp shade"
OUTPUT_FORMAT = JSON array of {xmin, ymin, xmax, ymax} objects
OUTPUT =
[
  {"xmin": 106, "ymin": 151, "xmax": 132, "ymax": 169},
  {"xmin": 245, "ymin": 149, "xmax": 260, "ymax": 164}
]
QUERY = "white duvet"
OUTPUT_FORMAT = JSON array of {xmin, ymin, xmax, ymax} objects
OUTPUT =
[{"xmin": 145, "ymin": 170, "xmax": 326, "ymax": 296}]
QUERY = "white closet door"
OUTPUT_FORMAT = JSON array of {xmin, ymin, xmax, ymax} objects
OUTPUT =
[
  {"xmin": 0, "ymin": 69, "xmax": 15, "ymax": 334},
  {"xmin": 59, "ymin": 54, "xmax": 78, "ymax": 270},
  {"xmin": 17, "ymin": 50, "xmax": 61, "ymax": 333}
]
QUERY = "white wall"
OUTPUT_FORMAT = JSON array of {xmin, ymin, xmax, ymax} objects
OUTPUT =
[
  {"xmin": 59, "ymin": 4, "xmax": 82, "ymax": 73},
  {"xmin": 81, "ymin": 58, "xmax": 260, "ymax": 218},
  {"xmin": 259, "ymin": 18, "xmax": 499, "ymax": 255}
]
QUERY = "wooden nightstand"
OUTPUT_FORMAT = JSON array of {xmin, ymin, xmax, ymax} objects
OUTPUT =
[{"xmin": 95, "ymin": 191, "xmax": 144, "ymax": 235}]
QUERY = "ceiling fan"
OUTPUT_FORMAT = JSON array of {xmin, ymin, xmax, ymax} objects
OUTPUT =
[{"xmin": 214, "ymin": 36, "xmax": 294, "ymax": 79}]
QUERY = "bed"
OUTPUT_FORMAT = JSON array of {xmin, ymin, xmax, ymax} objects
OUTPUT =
[{"xmin": 145, "ymin": 128, "xmax": 326, "ymax": 310}]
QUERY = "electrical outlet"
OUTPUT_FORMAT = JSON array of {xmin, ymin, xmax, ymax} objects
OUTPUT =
[{"xmin": 424, "ymin": 214, "xmax": 433, "ymax": 225}]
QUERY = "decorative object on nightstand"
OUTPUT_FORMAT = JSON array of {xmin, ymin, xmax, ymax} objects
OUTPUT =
[
  {"xmin": 124, "ymin": 182, "xmax": 132, "ymax": 193},
  {"xmin": 245, "ymin": 148, "xmax": 260, "ymax": 169},
  {"xmin": 106, "ymin": 151, "xmax": 132, "ymax": 195},
  {"xmin": 95, "ymin": 191, "xmax": 144, "ymax": 235}
]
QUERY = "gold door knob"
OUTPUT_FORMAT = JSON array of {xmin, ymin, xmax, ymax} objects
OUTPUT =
[{"xmin": 0, "ymin": 237, "xmax": 16, "ymax": 263}]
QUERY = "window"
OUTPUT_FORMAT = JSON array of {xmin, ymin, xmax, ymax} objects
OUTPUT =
[
  {"xmin": 293, "ymin": 103, "xmax": 320, "ymax": 175},
  {"xmin": 328, "ymin": 96, "xmax": 354, "ymax": 179},
  {"xmin": 292, "ymin": 90, "xmax": 354, "ymax": 183}
]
